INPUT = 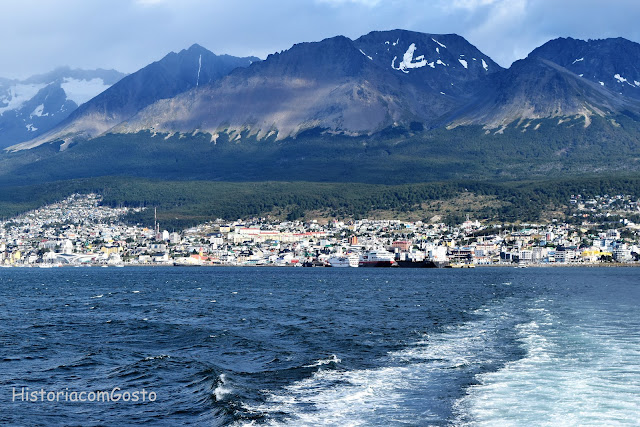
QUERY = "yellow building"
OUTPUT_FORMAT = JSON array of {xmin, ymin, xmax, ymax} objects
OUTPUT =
[
  {"xmin": 581, "ymin": 248, "xmax": 612, "ymax": 262},
  {"xmin": 101, "ymin": 246, "xmax": 122, "ymax": 255},
  {"xmin": 10, "ymin": 250, "xmax": 22, "ymax": 264}
]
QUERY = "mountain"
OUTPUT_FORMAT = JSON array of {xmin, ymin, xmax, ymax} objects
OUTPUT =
[
  {"xmin": 10, "ymin": 45, "xmax": 259, "ymax": 151},
  {"xmin": 353, "ymin": 30, "xmax": 499, "ymax": 98},
  {"xmin": 0, "ymin": 68, "xmax": 124, "ymax": 148},
  {"xmin": 448, "ymin": 37, "xmax": 640, "ymax": 129},
  {"xmin": 109, "ymin": 30, "xmax": 501, "ymax": 141},
  {"xmin": 529, "ymin": 37, "xmax": 640, "ymax": 99},
  {"xmin": 1, "ymin": 32, "xmax": 640, "ymax": 187},
  {"xmin": 447, "ymin": 56, "xmax": 640, "ymax": 129}
]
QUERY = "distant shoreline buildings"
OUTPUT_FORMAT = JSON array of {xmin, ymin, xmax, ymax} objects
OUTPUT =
[{"xmin": 0, "ymin": 193, "xmax": 638, "ymax": 268}]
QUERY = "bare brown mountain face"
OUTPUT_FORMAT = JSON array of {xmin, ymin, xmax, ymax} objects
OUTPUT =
[{"xmin": 109, "ymin": 30, "xmax": 502, "ymax": 141}]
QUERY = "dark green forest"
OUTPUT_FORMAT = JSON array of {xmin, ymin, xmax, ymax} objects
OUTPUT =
[
  {"xmin": 1, "ymin": 175, "xmax": 639, "ymax": 229},
  {"xmin": 0, "ymin": 113, "xmax": 639, "ymax": 186},
  {"xmin": 0, "ymin": 111, "xmax": 639, "ymax": 229}
]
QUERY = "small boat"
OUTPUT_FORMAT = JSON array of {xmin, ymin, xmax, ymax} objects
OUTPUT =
[{"xmin": 446, "ymin": 263, "xmax": 475, "ymax": 268}]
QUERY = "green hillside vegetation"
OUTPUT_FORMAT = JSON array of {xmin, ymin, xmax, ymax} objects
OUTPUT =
[{"xmin": 1, "ymin": 176, "xmax": 639, "ymax": 229}]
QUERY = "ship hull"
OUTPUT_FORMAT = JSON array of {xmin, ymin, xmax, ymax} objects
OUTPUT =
[
  {"xmin": 396, "ymin": 260, "xmax": 449, "ymax": 268},
  {"xmin": 358, "ymin": 260, "xmax": 396, "ymax": 268}
]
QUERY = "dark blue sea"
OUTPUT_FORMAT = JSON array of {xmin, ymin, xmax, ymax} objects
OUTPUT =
[{"xmin": 1, "ymin": 267, "xmax": 639, "ymax": 425}]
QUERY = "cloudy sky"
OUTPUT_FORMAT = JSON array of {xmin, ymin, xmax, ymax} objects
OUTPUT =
[{"xmin": 3, "ymin": 0, "xmax": 640, "ymax": 79}]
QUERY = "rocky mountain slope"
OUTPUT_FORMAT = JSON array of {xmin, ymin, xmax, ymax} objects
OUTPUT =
[
  {"xmin": 111, "ymin": 30, "xmax": 502, "ymax": 140},
  {"xmin": 10, "ymin": 45, "xmax": 258, "ymax": 150}
]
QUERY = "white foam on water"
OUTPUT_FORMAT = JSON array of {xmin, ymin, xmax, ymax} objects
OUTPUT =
[
  {"xmin": 239, "ymin": 304, "xmax": 514, "ymax": 426},
  {"xmin": 303, "ymin": 354, "xmax": 341, "ymax": 368},
  {"xmin": 214, "ymin": 373, "xmax": 233, "ymax": 401},
  {"xmin": 143, "ymin": 354, "xmax": 170, "ymax": 361},
  {"xmin": 454, "ymin": 299, "xmax": 640, "ymax": 425}
]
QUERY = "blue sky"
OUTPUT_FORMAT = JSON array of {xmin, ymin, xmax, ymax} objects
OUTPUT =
[{"xmin": 3, "ymin": 0, "xmax": 640, "ymax": 79}]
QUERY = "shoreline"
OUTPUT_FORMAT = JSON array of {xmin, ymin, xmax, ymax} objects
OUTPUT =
[{"xmin": 3, "ymin": 262, "xmax": 639, "ymax": 269}]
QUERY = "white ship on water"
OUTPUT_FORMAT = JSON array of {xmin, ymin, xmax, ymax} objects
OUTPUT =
[
  {"xmin": 326, "ymin": 253, "xmax": 359, "ymax": 267},
  {"xmin": 359, "ymin": 249, "xmax": 396, "ymax": 267}
]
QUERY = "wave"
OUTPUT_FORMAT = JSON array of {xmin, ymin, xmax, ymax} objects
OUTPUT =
[
  {"xmin": 214, "ymin": 373, "xmax": 233, "ymax": 401},
  {"xmin": 303, "ymin": 354, "xmax": 341, "ymax": 368},
  {"xmin": 454, "ymin": 298, "xmax": 640, "ymax": 425},
  {"xmin": 236, "ymin": 302, "xmax": 521, "ymax": 426}
]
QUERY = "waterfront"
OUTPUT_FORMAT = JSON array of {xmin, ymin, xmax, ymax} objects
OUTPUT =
[
  {"xmin": 1, "ymin": 267, "xmax": 638, "ymax": 425},
  {"xmin": 1, "ymin": 194, "xmax": 639, "ymax": 268}
]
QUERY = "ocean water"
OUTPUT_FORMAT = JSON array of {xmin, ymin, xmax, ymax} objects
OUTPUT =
[{"xmin": 0, "ymin": 267, "xmax": 638, "ymax": 425}]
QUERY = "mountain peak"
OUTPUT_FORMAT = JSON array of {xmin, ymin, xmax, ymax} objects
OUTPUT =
[
  {"xmin": 8, "ymin": 46, "xmax": 258, "ymax": 151},
  {"xmin": 528, "ymin": 36, "xmax": 640, "ymax": 100},
  {"xmin": 185, "ymin": 43, "xmax": 211, "ymax": 55}
]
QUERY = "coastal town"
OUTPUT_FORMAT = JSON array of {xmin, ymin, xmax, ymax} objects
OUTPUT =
[{"xmin": 0, "ymin": 193, "xmax": 638, "ymax": 268}]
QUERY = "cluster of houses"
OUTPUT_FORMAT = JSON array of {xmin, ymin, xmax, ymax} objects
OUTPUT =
[{"xmin": 0, "ymin": 193, "xmax": 638, "ymax": 267}]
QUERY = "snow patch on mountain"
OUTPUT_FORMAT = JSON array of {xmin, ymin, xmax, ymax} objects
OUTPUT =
[
  {"xmin": 572, "ymin": 57, "xmax": 584, "ymax": 64},
  {"xmin": 61, "ymin": 78, "xmax": 110, "ymax": 106},
  {"xmin": 0, "ymin": 83, "xmax": 46, "ymax": 115},
  {"xmin": 30, "ymin": 104, "xmax": 47, "ymax": 117},
  {"xmin": 391, "ymin": 43, "xmax": 428, "ymax": 73},
  {"xmin": 481, "ymin": 59, "xmax": 489, "ymax": 71},
  {"xmin": 614, "ymin": 73, "xmax": 627, "ymax": 83},
  {"xmin": 432, "ymin": 38, "xmax": 446, "ymax": 48},
  {"xmin": 196, "ymin": 54, "xmax": 202, "ymax": 87},
  {"xmin": 359, "ymin": 49, "xmax": 373, "ymax": 60},
  {"xmin": 458, "ymin": 59, "xmax": 468, "ymax": 69}
]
